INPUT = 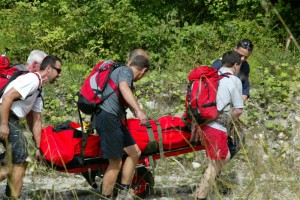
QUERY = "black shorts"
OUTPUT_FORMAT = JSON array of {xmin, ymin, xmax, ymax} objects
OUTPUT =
[
  {"xmin": 7, "ymin": 112, "xmax": 28, "ymax": 164},
  {"xmin": 95, "ymin": 110, "xmax": 135, "ymax": 159}
]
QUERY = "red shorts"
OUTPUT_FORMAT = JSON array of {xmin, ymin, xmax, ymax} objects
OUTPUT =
[{"xmin": 199, "ymin": 125, "xmax": 229, "ymax": 160}]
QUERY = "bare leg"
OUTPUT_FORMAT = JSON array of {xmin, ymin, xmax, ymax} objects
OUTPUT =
[
  {"xmin": 197, "ymin": 152, "xmax": 230, "ymax": 199},
  {"xmin": 102, "ymin": 158, "xmax": 122, "ymax": 196},
  {"xmin": 7, "ymin": 162, "xmax": 28, "ymax": 198},
  {"xmin": 122, "ymin": 144, "xmax": 141, "ymax": 184},
  {"xmin": 0, "ymin": 166, "xmax": 9, "ymax": 181}
]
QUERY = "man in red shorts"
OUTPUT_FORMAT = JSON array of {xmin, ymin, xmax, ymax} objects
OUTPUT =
[{"xmin": 194, "ymin": 50, "xmax": 244, "ymax": 199}]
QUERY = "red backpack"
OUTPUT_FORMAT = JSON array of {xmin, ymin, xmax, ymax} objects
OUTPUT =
[
  {"xmin": 77, "ymin": 60, "xmax": 122, "ymax": 114},
  {"xmin": 0, "ymin": 49, "xmax": 15, "ymax": 89},
  {"xmin": 0, "ymin": 49, "xmax": 28, "ymax": 98},
  {"xmin": 0, "ymin": 49, "xmax": 10, "ymax": 70},
  {"xmin": 185, "ymin": 65, "xmax": 230, "ymax": 125}
]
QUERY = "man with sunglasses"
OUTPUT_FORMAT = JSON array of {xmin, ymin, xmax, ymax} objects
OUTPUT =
[
  {"xmin": 0, "ymin": 55, "xmax": 62, "ymax": 199},
  {"xmin": 0, "ymin": 50, "xmax": 47, "ymax": 180},
  {"xmin": 212, "ymin": 39, "xmax": 254, "ymax": 102}
]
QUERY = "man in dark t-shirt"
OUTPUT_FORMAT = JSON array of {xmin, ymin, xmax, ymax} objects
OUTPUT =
[
  {"xmin": 212, "ymin": 39, "xmax": 254, "ymax": 102},
  {"xmin": 95, "ymin": 49, "xmax": 150, "ymax": 199}
]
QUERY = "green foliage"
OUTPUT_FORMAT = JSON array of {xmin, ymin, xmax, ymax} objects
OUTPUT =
[
  {"xmin": 205, "ymin": 0, "xmax": 230, "ymax": 20},
  {"xmin": 42, "ymin": 63, "xmax": 90, "ymax": 126},
  {"xmin": 0, "ymin": 1, "xmax": 300, "ymax": 199},
  {"xmin": 270, "ymin": 0, "xmax": 300, "ymax": 41},
  {"xmin": 245, "ymin": 59, "xmax": 300, "ymax": 134},
  {"xmin": 1, "ymin": 0, "xmax": 295, "ymax": 65},
  {"xmin": 0, "ymin": 0, "xmax": 299, "ymax": 137},
  {"xmin": 134, "ymin": 69, "xmax": 188, "ymax": 118}
]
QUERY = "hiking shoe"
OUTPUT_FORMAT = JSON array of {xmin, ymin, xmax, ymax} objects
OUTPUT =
[
  {"xmin": 195, "ymin": 182, "xmax": 209, "ymax": 200},
  {"xmin": 2, "ymin": 194, "xmax": 23, "ymax": 200},
  {"xmin": 196, "ymin": 187, "xmax": 208, "ymax": 199},
  {"xmin": 115, "ymin": 189, "xmax": 135, "ymax": 200},
  {"xmin": 81, "ymin": 170, "xmax": 98, "ymax": 189}
]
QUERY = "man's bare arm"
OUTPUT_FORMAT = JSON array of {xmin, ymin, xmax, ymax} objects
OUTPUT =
[
  {"xmin": 231, "ymin": 108, "xmax": 243, "ymax": 121},
  {"xmin": 0, "ymin": 88, "xmax": 21, "ymax": 139},
  {"xmin": 31, "ymin": 110, "xmax": 42, "ymax": 161},
  {"xmin": 119, "ymin": 81, "xmax": 147, "ymax": 125}
]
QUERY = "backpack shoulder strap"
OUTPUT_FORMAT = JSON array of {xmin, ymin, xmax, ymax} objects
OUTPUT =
[
  {"xmin": 33, "ymin": 72, "xmax": 42, "ymax": 89},
  {"xmin": 30, "ymin": 72, "xmax": 44, "ymax": 107},
  {"xmin": 218, "ymin": 72, "xmax": 232, "ymax": 78},
  {"xmin": 99, "ymin": 62, "xmax": 123, "ymax": 102},
  {"xmin": 13, "ymin": 63, "xmax": 27, "ymax": 71},
  {"xmin": 218, "ymin": 72, "xmax": 233, "ymax": 113}
]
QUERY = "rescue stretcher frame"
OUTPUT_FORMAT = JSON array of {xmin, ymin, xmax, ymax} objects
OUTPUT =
[{"xmin": 45, "ymin": 142, "xmax": 204, "ymax": 198}]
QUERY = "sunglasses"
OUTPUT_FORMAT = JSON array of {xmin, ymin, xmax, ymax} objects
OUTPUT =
[
  {"xmin": 239, "ymin": 40, "xmax": 253, "ymax": 51},
  {"xmin": 51, "ymin": 65, "xmax": 61, "ymax": 74}
]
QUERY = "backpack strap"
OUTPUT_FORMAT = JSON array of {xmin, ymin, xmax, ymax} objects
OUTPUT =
[
  {"xmin": 144, "ymin": 122, "xmax": 158, "ymax": 154},
  {"xmin": 12, "ymin": 63, "xmax": 27, "ymax": 71},
  {"xmin": 53, "ymin": 120, "xmax": 72, "ymax": 132},
  {"xmin": 218, "ymin": 102, "xmax": 231, "ymax": 116},
  {"xmin": 94, "ymin": 62, "xmax": 121, "ymax": 103},
  {"xmin": 144, "ymin": 121, "xmax": 164, "ymax": 158},
  {"xmin": 218, "ymin": 72, "xmax": 233, "ymax": 113},
  {"xmin": 32, "ymin": 72, "xmax": 42, "ymax": 88},
  {"xmin": 217, "ymin": 72, "xmax": 233, "ymax": 126},
  {"xmin": 78, "ymin": 111, "xmax": 96, "ymax": 164},
  {"xmin": 33, "ymin": 72, "xmax": 44, "ymax": 108},
  {"xmin": 80, "ymin": 126, "xmax": 90, "ymax": 163},
  {"xmin": 78, "ymin": 108, "xmax": 88, "ymax": 163},
  {"xmin": 0, "ymin": 74, "xmax": 12, "ymax": 79},
  {"xmin": 155, "ymin": 121, "xmax": 164, "ymax": 159},
  {"xmin": 218, "ymin": 72, "xmax": 232, "ymax": 79}
]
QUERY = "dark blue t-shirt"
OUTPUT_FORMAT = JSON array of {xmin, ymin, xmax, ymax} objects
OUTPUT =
[{"xmin": 211, "ymin": 59, "xmax": 250, "ymax": 97}]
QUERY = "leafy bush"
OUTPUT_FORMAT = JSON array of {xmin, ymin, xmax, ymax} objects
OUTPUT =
[
  {"xmin": 245, "ymin": 58, "xmax": 299, "ymax": 135},
  {"xmin": 0, "ymin": 0, "xmax": 299, "ymax": 135},
  {"xmin": 42, "ymin": 63, "xmax": 90, "ymax": 126}
]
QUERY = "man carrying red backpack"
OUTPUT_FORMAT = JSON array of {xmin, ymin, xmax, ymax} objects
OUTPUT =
[
  {"xmin": 0, "ymin": 55, "xmax": 62, "ymax": 199},
  {"xmin": 94, "ymin": 49, "xmax": 150, "ymax": 200},
  {"xmin": 0, "ymin": 50, "xmax": 47, "ymax": 179},
  {"xmin": 192, "ymin": 51, "xmax": 244, "ymax": 199}
]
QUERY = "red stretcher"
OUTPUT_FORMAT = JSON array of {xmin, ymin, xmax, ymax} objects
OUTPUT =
[{"xmin": 40, "ymin": 116, "xmax": 205, "ymax": 198}]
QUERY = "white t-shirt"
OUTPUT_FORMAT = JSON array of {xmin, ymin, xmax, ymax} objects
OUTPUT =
[
  {"xmin": 0, "ymin": 72, "xmax": 43, "ymax": 119},
  {"xmin": 206, "ymin": 67, "xmax": 244, "ymax": 131}
]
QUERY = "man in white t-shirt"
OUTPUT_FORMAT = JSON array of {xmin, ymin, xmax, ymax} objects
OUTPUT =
[
  {"xmin": 0, "ymin": 50, "xmax": 47, "ymax": 179},
  {"xmin": 0, "ymin": 55, "xmax": 62, "ymax": 199},
  {"xmin": 195, "ymin": 50, "xmax": 244, "ymax": 199}
]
